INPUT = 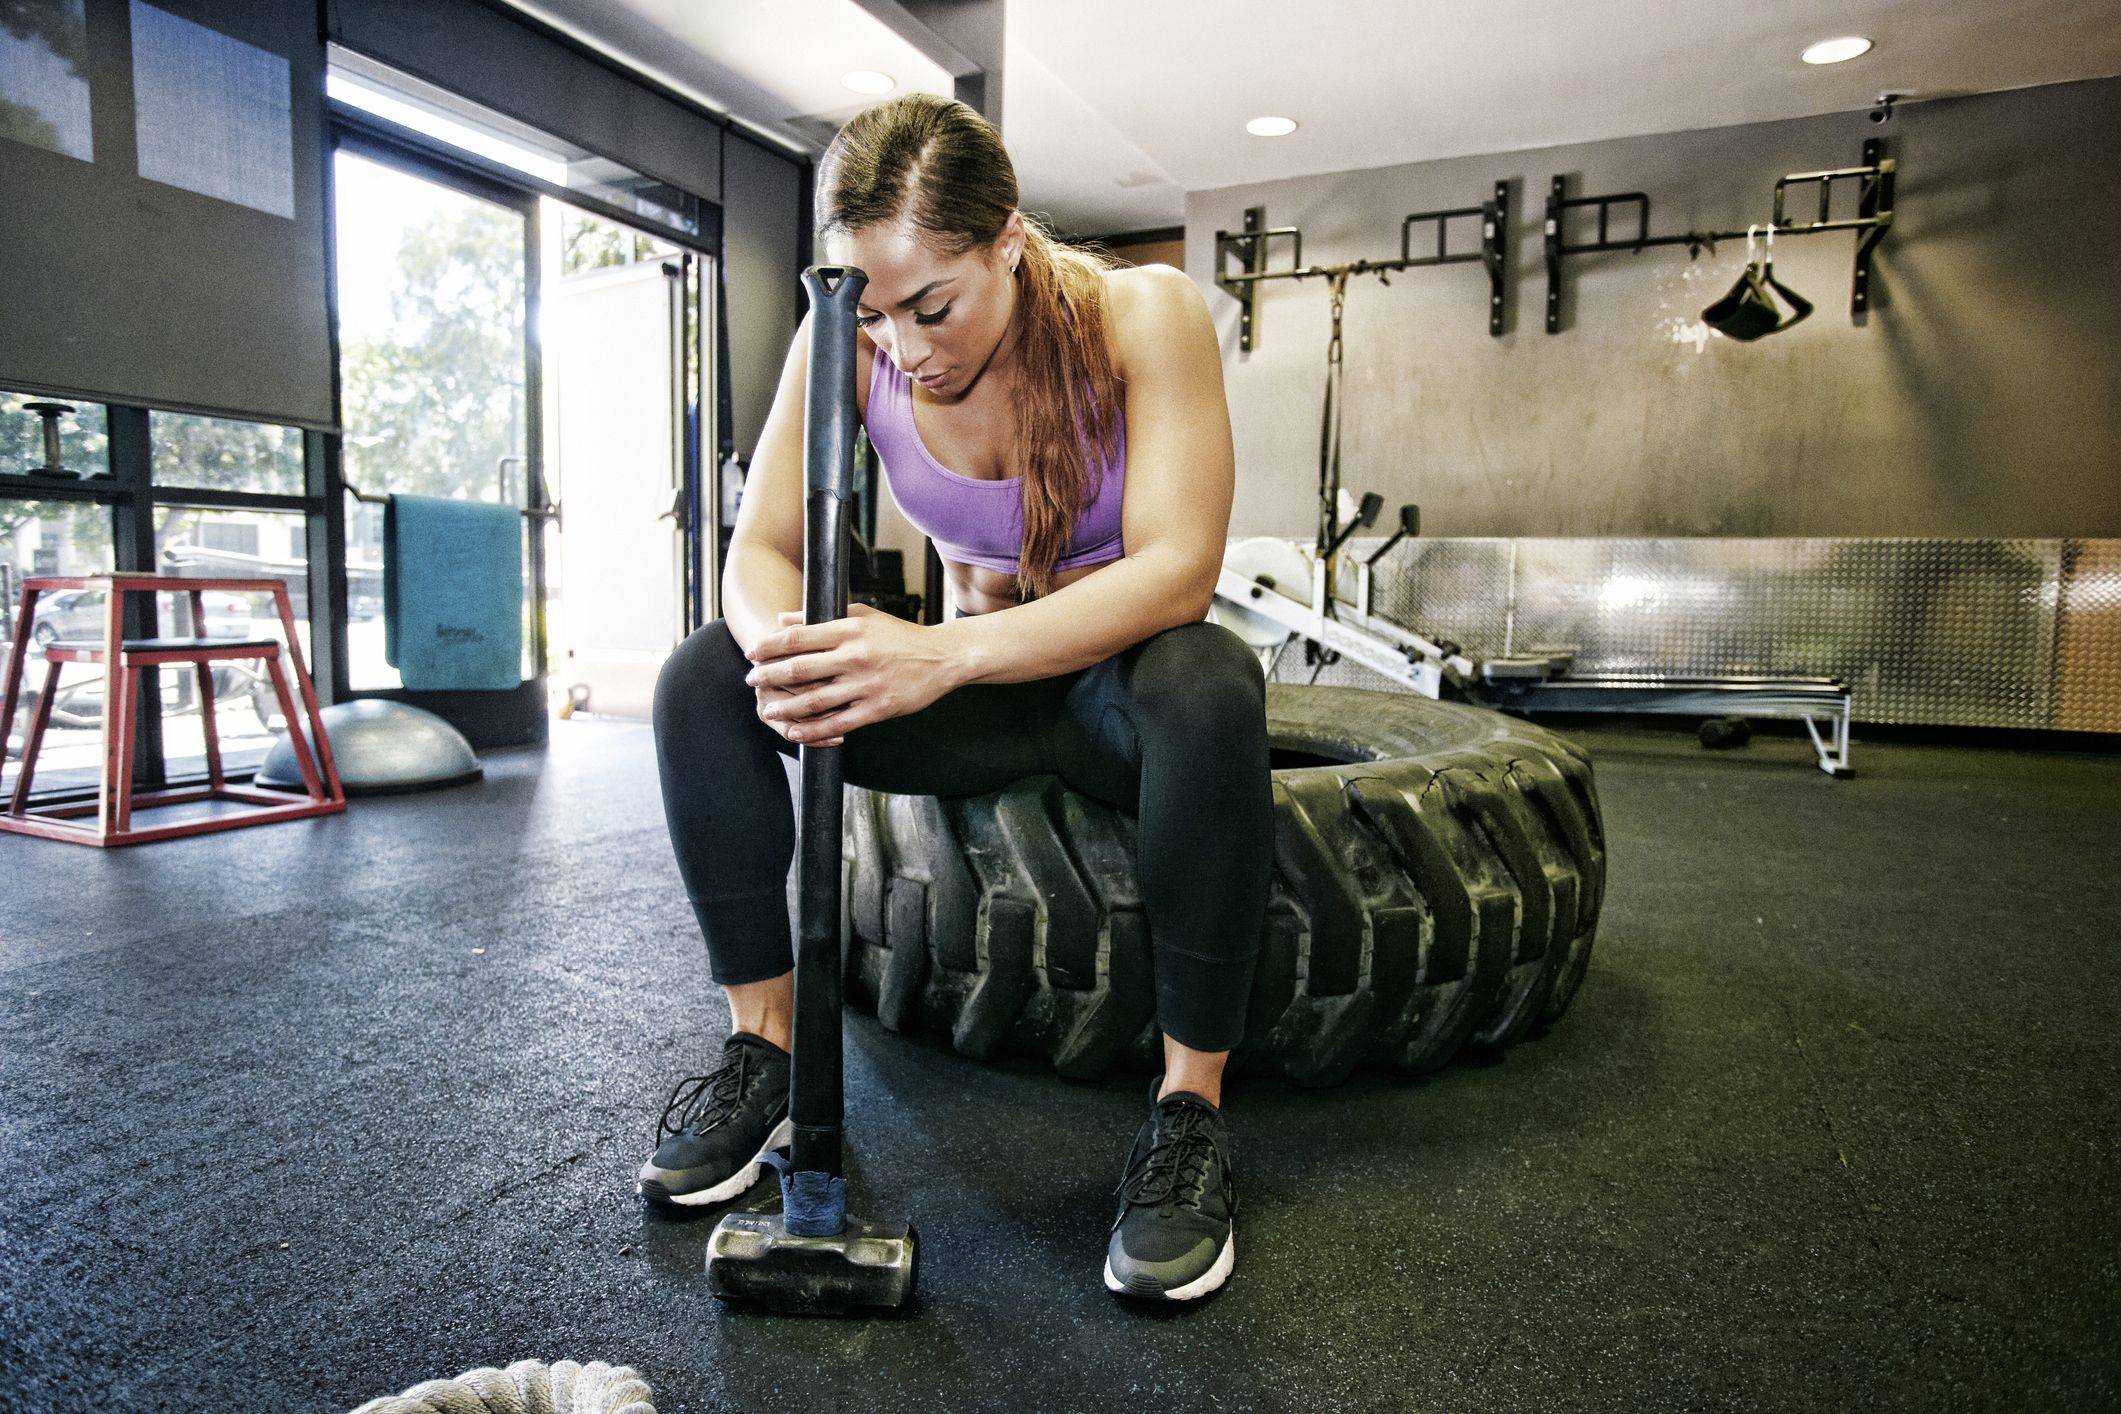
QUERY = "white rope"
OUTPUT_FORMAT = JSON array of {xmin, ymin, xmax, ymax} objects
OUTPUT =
[{"xmin": 347, "ymin": 1358, "xmax": 655, "ymax": 1414}]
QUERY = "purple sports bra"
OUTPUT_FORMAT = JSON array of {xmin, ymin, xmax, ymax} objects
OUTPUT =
[{"xmin": 863, "ymin": 352, "xmax": 1126, "ymax": 575}]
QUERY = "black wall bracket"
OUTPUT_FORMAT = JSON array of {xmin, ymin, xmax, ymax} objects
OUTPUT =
[
  {"xmin": 1543, "ymin": 138, "xmax": 1895, "ymax": 333},
  {"xmin": 1214, "ymin": 181, "xmax": 1509, "ymax": 352}
]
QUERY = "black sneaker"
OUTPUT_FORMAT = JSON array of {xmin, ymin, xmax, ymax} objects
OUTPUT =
[
  {"xmin": 1104, "ymin": 1077, "xmax": 1237, "ymax": 1301},
  {"xmin": 636, "ymin": 1032, "xmax": 792, "ymax": 1208}
]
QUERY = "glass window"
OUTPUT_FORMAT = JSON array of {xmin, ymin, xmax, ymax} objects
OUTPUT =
[
  {"xmin": 336, "ymin": 150, "xmax": 530, "ymax": 690},
  {"xmin": 336, "ymin": 152, "xmax": 526, "ymax": 506},
  {"xmin": 2, "ymin": 391, "xmax": 109, "ymax": 479},
  {"xmin": 151, "ymin": 505, "xmax": 309, "ymax": 627},
  {"xmin": 199, "ymin": 521, "xmax": 258, "ymax": 556},
  {"xmin": 558, "ymin": 205, "xmax": 683, "ymax": 276},
  {"xmin": 152, "ymin": 505, "xmax": 313, "ymax": 774},
  {"xmin": 1, "ymin": 499, "xmax": 117, "ymax": 799},
  {"xmin": 149, "ymin": 409, "xmax": 304, "ymax": 496}
]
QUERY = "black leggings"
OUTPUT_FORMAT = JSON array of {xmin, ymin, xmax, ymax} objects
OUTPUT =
[{"xmin": 651, "ymin": 616, "xmax": 1273, "ymax": 1053}]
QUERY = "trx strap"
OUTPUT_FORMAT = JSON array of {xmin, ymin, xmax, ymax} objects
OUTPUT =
[
  {"xmin": 1313, "ymin": 269, "xmax": 1355, "ymax": 632},
  {"xmin": 1316, "ymin": 269, "xmax": 1350, "ymax": 575}
]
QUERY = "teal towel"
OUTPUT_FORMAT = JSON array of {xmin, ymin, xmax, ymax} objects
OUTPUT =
[{"xmin": 384, "ymin": 494, "xmax": 522, "ymax": 691}]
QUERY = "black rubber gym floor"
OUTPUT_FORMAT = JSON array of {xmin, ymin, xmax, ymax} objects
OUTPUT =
[{"xmin": 3, "ymin": 716, "xmax": 2116, "ymax": 1412}]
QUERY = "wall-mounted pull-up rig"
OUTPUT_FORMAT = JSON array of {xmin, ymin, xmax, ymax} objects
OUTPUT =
[
  {"xmin": 1213, "ymin": 182, "xmax": 1509, "ymax": 351},
  {"xmin": 1543, "ymin": 138, "xmax": 1895, "ymax": 333}
]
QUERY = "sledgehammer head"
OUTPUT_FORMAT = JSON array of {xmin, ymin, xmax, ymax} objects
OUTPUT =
[{"xmin": 705, "ymin": 1209, "xmax": 919, "ymax": 1314}]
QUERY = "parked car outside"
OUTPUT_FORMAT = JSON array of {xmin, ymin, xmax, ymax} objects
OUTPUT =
[
  {"xmin": 30, "ymin": 588, "xmax": 271, "ymax": 646},
  {"xmin": 28, "ymin": 588, "xmax": 105, "ymax": 645}
]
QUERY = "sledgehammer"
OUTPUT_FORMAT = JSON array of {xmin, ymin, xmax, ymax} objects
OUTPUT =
[{"xmin": 704, "ymin": 265, "xmax": 919, "ymax": 1315}]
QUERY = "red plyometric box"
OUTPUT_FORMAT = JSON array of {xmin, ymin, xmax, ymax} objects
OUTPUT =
[{"xmin": 0, "ymin": 575, "xmax": 346, "ymax": 846}]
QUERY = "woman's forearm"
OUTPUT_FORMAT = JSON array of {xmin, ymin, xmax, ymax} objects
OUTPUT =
[
  {"xmin": 935, "ymin": 549, "xmax": 1214, "ymax": 686},
  {"xmin": 721, "ymin": 539, "xmax": 805, "ymax": 657}
]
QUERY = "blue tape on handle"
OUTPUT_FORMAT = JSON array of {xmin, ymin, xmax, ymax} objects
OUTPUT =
[{"xmin": 760, "ymin": 1150, "xmax": 846, "ymax": 1237}]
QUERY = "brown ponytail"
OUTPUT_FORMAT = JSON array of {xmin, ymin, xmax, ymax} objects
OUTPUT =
[{"xmin": 817, "ymin": 95, "xmax": 1123, "ymax": 602}]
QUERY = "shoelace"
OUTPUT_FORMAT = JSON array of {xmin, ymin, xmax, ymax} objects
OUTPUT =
[
  {"xmin": 1116, "ymin": 1103, "xmax": 1220, "ymax": 1212},
  {"xmin": 656, "ymin": 1045, "xmax": 753, "ymax": 1141}
]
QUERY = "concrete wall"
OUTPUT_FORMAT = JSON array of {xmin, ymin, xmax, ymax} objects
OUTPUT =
[{"xmin": 1186, "ymin": 75, "xmax": 2121, "ymax": 541}]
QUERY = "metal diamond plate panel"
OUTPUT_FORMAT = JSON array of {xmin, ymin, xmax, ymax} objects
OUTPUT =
[
  {"xmin": 1267, "ymin": 537, "xmax": 2121, "ymax": 732},
  {"xmin": 1362, "ymin": 538, "xmax": 1514, "ymax": 658},
  {"xmin": 2057, "ymin": 540, "xmax": 2121, "ymax": 732}
]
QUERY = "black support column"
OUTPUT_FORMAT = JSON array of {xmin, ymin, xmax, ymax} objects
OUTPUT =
[
  {"xmin": 304, "ymin": 428, "xmax": 347, "ymax": 708},
  {"xmin": 106, "ymin": 404, "xmax": 163, "ymax": 789}
]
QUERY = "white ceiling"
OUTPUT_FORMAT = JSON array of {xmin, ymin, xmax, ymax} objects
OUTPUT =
[{"xmin": 506, "ymin": 0, "xmax": 2121, "ymax": 237}]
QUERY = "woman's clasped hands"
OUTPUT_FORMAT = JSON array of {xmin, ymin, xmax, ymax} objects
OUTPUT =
[{"xmin": 745, "ymin": 602, "xmax": 962, "ymax": 748}]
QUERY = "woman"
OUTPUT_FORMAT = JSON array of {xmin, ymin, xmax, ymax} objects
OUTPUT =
[{"xmin": 643, "ymin": 93, "xmax": 1271, "ymax": 1303}]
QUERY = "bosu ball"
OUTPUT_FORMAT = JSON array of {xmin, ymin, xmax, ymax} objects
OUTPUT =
[{"xmin": 259, "ymin": 699, "xmax": 482, "ymax": 796}]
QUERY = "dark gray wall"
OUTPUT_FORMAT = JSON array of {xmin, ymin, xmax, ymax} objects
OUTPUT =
[
  {"xmin": 721, "ymin": 131, "xmax": 803, "ymax": 458},
  {"xmin": 1188, "ymin": 76, "xmax": 2121, "ymax": 540}
]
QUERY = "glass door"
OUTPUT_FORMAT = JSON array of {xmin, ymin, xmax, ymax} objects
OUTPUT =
[
  {"xmin": 542, "ymin": 206, "xmax": 692, "ymax": 721},
  {"xmin": 331, "ymin": 139, "xmax": 547, "ymax": 744}
]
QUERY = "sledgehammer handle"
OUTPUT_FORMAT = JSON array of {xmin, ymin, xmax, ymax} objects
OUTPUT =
[{"xmin": 791, "ymin": 266, "xmax": 867, "ymax": 1179}]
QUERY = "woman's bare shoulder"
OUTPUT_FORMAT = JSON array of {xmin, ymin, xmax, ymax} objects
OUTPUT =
[
  {"xmin": 1102, "ymin": 262, "xmax": 1196, "ymax": 320},
  {"xmin": 1102, "ymin": 263, "xmax": 1212, "ymax": 376},
  {"xmin": 855, "ymin": 333, "xmax": 875, "ymax": 419}
]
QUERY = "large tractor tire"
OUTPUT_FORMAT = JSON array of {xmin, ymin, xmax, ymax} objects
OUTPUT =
[{"xmin": 841, "ymin": 684, "xmax": 1605, "ymax": 1087}]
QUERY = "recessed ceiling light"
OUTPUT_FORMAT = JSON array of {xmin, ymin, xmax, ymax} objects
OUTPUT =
[
  {"xmin": 1801, "ymin": 36, "xmax": 1874, "ymax": 65},
  {"xmin": 842, "ymin": 70, "xmax": 895, "ymax": 95},
  {"xmin": 1246, "ymin": 115, "xmax": 1298, "ymax": 137}
]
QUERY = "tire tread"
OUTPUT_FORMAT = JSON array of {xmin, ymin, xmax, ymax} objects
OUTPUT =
[{"xmin": 839, "ymin": 685, "xmax": 1606, "ymax": 1083}]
